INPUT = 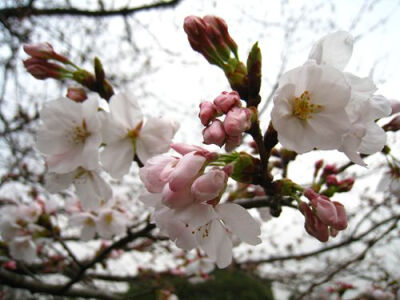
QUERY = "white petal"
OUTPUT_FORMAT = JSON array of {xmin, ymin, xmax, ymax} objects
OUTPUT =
[
  {"xmin": 309, "ymin": 31, "xmax": 353, "ymax": 70},
  {"xmin": 359, "ymin": 123, "xmax": 386, "ymax": 154},
  {"xmin": 45, "ymin": 172, "xmax": 74, "ymax": 193},
  {"xmin": 101, "ymin": 138, "xmax": 134, "ymax": 179},
  {"xmin": 9, "ymin": 236, "xmax": 37, "ymax": 263},
  {"xmin": 136, "ymin": 117, "xmax": 179, "ymax": 163},
  {"xmin": 109, "ymin": 92, "xmax": 143, "ymax": 129},
  {"xmin": 215, "ymin": 203, "xmax": 261, "ymax": 245},
  {"xmin": 175, "ymin": 203, "xmax": 217, "ymax": 227},
  {"xmin": 74, "ymin": 170, "xmax": 112, "ymax": 211}
]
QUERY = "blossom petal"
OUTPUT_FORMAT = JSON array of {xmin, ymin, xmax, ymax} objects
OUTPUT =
[
  {"xmin": 215, "ymin": 203, "xmax": 261, "ymax": 245},
  {"xmin": 101, "ymin": 138, "xmax": 134, "ymax": 179},
  {"xmin": 108, "ymin": 92, "xmax": 143, "ymax": 129},
  {"xmin": 309, "ymin": 31, "xmax": 353, "ymax": 71}
]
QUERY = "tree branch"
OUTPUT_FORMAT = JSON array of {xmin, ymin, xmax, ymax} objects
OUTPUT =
[{"xmin": 0, "ymin": 0, "xmax": 182, "ymax": 19}]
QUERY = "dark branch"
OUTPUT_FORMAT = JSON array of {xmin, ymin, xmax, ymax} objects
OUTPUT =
[{"xmin": 0, "ymin": 0, "xmax": 182, "ymax": 19}]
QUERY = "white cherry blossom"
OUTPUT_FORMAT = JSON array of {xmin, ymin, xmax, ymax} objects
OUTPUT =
[
  {"xmin": 46, "ymin": 168, "xmax": 112, "ymax": 211},
  {"xmin": 36, "ymin": 96, "xmax": 103, "ymax": 173},
  {"xmin": 101, "ymin": 92, "xmax": 179, "ymax": 179},
  {"xmin": 309, "ymin": 31, "xmax": 391, "ymax": 165},
  {"xmin": 271, "ymin": 61, "xmax": 351, "ymax": 153}
]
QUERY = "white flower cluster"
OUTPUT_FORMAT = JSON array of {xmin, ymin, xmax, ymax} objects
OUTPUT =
[
  {"xmin": 271, "ymin": 31, "xmax": 391, "ymax": 166},
  {"xmin": 36, "ymin": 91, "xmax": 178, "ymax": 236},
  {"xmin": 0, "ymin": 201, "xmax": 55, "ymax": 262}
]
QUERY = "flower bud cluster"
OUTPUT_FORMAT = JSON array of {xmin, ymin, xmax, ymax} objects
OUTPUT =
[
  {"xmin": 200, "ymin": 91, "xmax": 252, "ymax": 151},
  {"xmin": 139, "ymin": 143, "xmax": 261, "ymax": 268},
  {"xmin": 299, "ymin": 188, "xmax": 348, "ymax": 242},
  {"xmin": 184, "ymin": 15, "xmax": 238, "ymax": 68},
  {"xmin": 23, "ymin": 43, "xmax": 71, "ymax": 80}
]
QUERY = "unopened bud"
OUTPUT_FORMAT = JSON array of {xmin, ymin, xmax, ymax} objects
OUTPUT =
[
  {"xmin": 325, "ymin": 175, "xmax": 339, "ymax": 186},
  {"xmin": 66, "ymin": 87, "xmax": 87, "ymax": 102},
  {"xmin": 323, "ymin": 164, "xmax": 338, "ymax": 176},
  {"xmin": 225, "ymin": 134, "xmax": 242, "ymax": 152},
  {"xmin": 213, "ymin": 91, "xmax": 241, "ymax": 114},
  {"xmin": 247, "ymin": 42, "xmax": 262, "ymax": 101},
  {"xmin": 23, "ymin": 58, "xmax": 67, "ymax": 80},
  {"xmin": 383, "ymin": 115, "xmax": 400, "ymax": 132},
  {"xmin": 223, "ymin": 107, "xmax": 252, "ymax": 136},
  {"xmin": 338, "ymin": 177, "xmax": 354, "ymax": 192},
  {"xmin": 23, "ymin": 42, "xmax": 70, "ymax": 63},
  {"xmin": 203, "ymin": 120, "xmax": 226, "ymax": 147},
  {"xmin": 199, "ymin": 101, "xmax": 218, "ymax": 126}
]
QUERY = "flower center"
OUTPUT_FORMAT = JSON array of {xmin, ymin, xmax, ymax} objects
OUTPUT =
[
  {"xmin": 72, "ymin": 119, "xmax": 91, "ymax": 144},
  {"xmin": 292, "ymin": 91, "xmax": 322, "ymax": 120},
  {"xmin": 127, "ymin": 121, "xmax": 143, "ymax": 140}
]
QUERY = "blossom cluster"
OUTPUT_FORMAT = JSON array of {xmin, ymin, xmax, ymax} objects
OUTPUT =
[
  {"xmin": 271, "ymin": 31, "xmax": 391, "ymax": 166},
  {"xmin": 199, "ymin": 91, "xmax": 253, "ymax": 151},
  {"xmin": 139, "ymin": 143, "xmax": 261, "ymax": 268}
]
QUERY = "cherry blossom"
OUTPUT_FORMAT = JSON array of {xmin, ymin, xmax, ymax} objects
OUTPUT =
[
  {"xmin": 36, "ymin": 96, "xmax": 103, "ymax": 173},
  {"xmin": 309, "ymin": 31, "xmax": 391, "ymax": 165},
  {"xmin": 45, "ymin": 168, "xmax": 112, "ymax": 211},
  {"xmin": 271, "ymin": 61, "xmax": 351, "ymax": 153},
  {"xmin": 101, "ymin": 92, "xmax": 178, "ymax": 178}
]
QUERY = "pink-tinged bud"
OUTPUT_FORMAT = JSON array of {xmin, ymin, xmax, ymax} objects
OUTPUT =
[
  {"xmin": 139, "ymin": 155, "xmax": 178, "ymax": 193},
  {"xmin": 299, "ymin": 202, "xmax": 329, "ymax": 242},
  {"xmin": 311, "ymin": 196, "xmax": 338, "ymax": 226},
  {"xmin": 203, "ymin": 15, "xmax": 238, "ymax": 57},
  {"xmin": 304, "ymin": 188, "xmax": 319, "ymax": 201},
  {"xmin": 162, "ymin": 184, "xmax": 194, "ymax": 209},
  {"xmin": 338, "ymin": 177, "xmax": 354, "ymax": 192},
  {"xmin": 223, "ymin": 107, "xmax": 252, "ymax": 137},
  {"xmin": 168, "ymin": 152, "xmax": 206, "ymax": 191},
  {"xmin": 203, "ymin": 120, "xmax": 226, "ymax": 147},
  {"xmin": 23, "ymin": 43, "xmax": 70, "ymax": 63},
  {"xmin": 199, "ymin": 101, "xmax": 218, "ymax": 126},
  {"xmin": 171, "ymin": 143, "xmax": 211, "ymax": 157},
  {"xmin": 323, "ymin": 164, "xmax": 339, "ymax": 176},
  {"xmin": 23, "ymin": 57, "xmax": 66, "ymax": 80},
  {"xmin": 331, "ymin": 201, "xmax": 347, "ymax": 230},
  {"xmin": 383, "ymin": 115, "xmax": 400, "ymax": 132},
  {"xmin": 184, "ymin": 15, "xmax": 238, "ymax": 68},
  {"xmin": 191, "ymin": 169, "xmax": 227, "ymax": 202},
  {"xmin": 225, "ymin": 134, "xmax": 242, "ymax": 152},
  {"xmin": 66, "ymin": 87, "xmax": 87, "ymax": 102},
  {"xmin": 213, "ymin": 91, "xmax": 241, "ymax": 114},
  {"xmin": 326, "ymin": 175, "xmax": 339, "ymax": 186},
  {"xmin": 315, "ymin": 159, "xmax": 324, "ymax": 170}
]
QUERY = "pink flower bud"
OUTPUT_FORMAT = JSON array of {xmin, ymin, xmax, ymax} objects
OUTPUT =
[
  {"xmin": 199, "ymin": 101, "xmax": 218, "ymax": 126},
  {"xmin": 323, "ymin": 164, "xmax": 338, "ymax": 176},
  {"xmin": 224, "ymin": 134, "xmax": 242, "ymax": 152},
  {"xmin": 315, "ymin": 159, "xmax": 324, "ymax": 169},
  {"xmin": 338, "ymin": 177, "xmax": 354, "ymax": 192},
  {"xmin": 203, "ymin": 15, "xmax": 238, "ymax": 57},
  {"xmin": 299, "ymin": 202, "xmax": 329, "ymax": 242},
  {"xmin": 203, "ymin": 120, "xmax": 226, "ymax": 147},
  {"xmin": 2, "ymin": 261, "xmax": 17, "ymax": 270},
  {"xmin": 191, "ymin": 169, "xmax": 227, "ymax": 202},
  {"xmin": 213, "ymin": 91, "xmax": 241, "ymax": 114},
  {"xmin": 23, "ymin": 43, "xmax": 70, "ymax": 63},
  {"xmin": 304, "ymin": 188, "xmax": 319, "ymax": 201},
  {"xmin": 168, "ymin": 152, "xmax": 206, "ymax": 191},
  {"xmin": 311, "ymin": 196, "xmax": 338, "ymax": 226},
  {"xmin": 171, "ymin": 143, "xmax": 210, "ymax": 157},
  {"xmin": 223, "ymin": 107, "xmax": 252, "ymax": 137},
  {"xmin": 331, "ymin": 201, "xmax": 348, "ymax": 230},
  {"xmin": 66, "ymin": 87, "xmax": 87, "ymax": 102},
  {"xmin": 139, "ymin": 155, "xmax": 178, "ymax": 193},
  {"xmin": 162, "ymin": 184, "xmax": 194, "ymax": 209},
  {"xmin": 326, "ymin": 175, "xmax": 338, "ymax": 186},
  {"xmin": 23, "ymin": 57, "xmax": 66, "ymax": 80}
]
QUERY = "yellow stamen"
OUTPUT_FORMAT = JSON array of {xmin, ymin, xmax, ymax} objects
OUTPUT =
[{"xmin": 292, "ymin": 91, "xmax": 322, "ymax": 120}]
